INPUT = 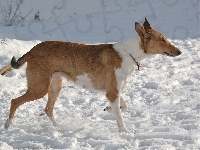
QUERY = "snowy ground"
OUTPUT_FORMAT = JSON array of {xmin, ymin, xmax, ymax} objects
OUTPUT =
[{"xmin": 0, "ymin": 0, "xmax": 199, "ymax": 149}]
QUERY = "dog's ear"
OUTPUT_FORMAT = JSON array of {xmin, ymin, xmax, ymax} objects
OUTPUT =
[
  {"xmin": 143, "ymin": 17, "xmax": 151, "ymax": 30},
  {"xmin": 135, "ymin": 22, "xmax": 147, "ymax": 39}
]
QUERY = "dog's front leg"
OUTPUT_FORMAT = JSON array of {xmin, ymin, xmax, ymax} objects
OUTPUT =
[{"xmin": 106, "ymin": 92, "xmax": 129, "ymax": 133}]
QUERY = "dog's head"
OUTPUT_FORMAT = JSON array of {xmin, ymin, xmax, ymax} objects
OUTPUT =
[{"xmin": 135, "ymin": 18, "xmax": 181, "ymax": 57}]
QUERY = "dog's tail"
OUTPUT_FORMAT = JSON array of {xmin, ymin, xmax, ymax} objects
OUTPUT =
[
  {"xmin": 11, "ymin": 56, "xmax": 22, "ymax": 69},
  {"xmin": 0, "ymin": 53, "xmax": 30, "ymax": 75},
  {"xmin": 11, "ymin": 53, "xmax": 30, "ymax": 69}
]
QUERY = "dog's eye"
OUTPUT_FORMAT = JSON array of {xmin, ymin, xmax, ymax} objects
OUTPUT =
[
  {"xmin": 143, "ymin": 34, "xmax": 148, "ymax": 38},
  {"xmin": 161, "ymin": 38, "xmax": 166, "ymax": 43},
  {"xmin": 144, "ymin": 33, "xmax": 151, "ymax": 39}
]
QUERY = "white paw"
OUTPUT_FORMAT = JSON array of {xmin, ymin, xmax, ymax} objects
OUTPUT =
[
  {"xmin": 53, "ymin": 122, "xmax": 60, "ymax": 127},
  {"xmin": 49, "ymin": 117, "xmax": 59, "ymax": 127},
  {"xmin": 119, "ymin": 127, "xmax": 130, "ymax": 133},
  {"xmin": 4, "ymin": 119, "xmax": 12, "ymax": 129}
]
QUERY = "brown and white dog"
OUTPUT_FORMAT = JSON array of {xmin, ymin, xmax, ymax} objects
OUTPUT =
[{"xmin": 4, "ymin": 18, "xmax": 181, "ymax": 133}]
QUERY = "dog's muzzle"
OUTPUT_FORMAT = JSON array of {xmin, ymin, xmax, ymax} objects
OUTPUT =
[
  {"xmin": 164, "ymin": 48, "xmax": 182, "ymax": 57},
  {"xmin": 176, "ymin": 49, "xmax": 182, "ymax": 56}
]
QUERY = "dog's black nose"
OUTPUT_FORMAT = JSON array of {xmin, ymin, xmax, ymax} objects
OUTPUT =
[
  {"xmin": 175, "ymin": 47, "xmax": 181, "ymax": 56},
  {"xmin": 177, "ymin": 50, "xmax": 182, "ymax": 55}
]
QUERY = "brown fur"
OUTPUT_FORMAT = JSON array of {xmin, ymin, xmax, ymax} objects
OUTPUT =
[{"xmin": 8, "ymin": 42, "xmax": 122, "ymax": 119}]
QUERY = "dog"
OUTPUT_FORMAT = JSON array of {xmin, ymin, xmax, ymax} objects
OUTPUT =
[{"xmin": 4, "ymin": 18, "xmax": 181, "ymax": 133}]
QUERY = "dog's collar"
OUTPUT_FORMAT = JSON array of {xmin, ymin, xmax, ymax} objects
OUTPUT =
[{"xmin": 129, "ymin": 54, "xmax": 142, "ymax": 71}]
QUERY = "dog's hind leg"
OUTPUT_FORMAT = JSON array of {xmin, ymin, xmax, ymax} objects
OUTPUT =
[
  {"xmin": 104, "ymin": 97, "xmax": 127, "ymax": 112},
  {"xmin": 5, "ymin": 67, "xmax": 51, "ymax": 129},
  {"xmin": 45, "ymin": 72, "xmax": 63, "ymax": 127}
]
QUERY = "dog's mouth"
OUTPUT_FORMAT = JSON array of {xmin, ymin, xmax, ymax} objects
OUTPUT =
[{"xmin": 164, "ymin": 52, "xmax": 174, "ymax": 57}]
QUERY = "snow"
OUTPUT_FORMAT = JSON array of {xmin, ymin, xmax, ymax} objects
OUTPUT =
[{"xmin": 0, "ymin": 0, "xmax": 199, "ymax": 149}]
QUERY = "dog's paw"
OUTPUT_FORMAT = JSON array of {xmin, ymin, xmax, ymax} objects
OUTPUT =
[
  {"xmin": 4, "ymin": 119, "xmax": 12, "ymax": 129},
  {"xmin": 119, "ymin": 127, "xmax": 130, "ymax": 133},
  {"xmin": 49, "ymin": 117, "xmax": 60, "ymax": 127},
  {"xmin": 53, "ymin": 122, "xmax": 60, "ymax": 127}
]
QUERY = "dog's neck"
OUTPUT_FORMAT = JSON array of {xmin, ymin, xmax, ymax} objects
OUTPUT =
[{"xmin": 113, "ymin": 35, "xmax": 151, "ymax": 63}]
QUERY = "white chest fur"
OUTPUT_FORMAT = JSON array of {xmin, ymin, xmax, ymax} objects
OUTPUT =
[{"xmin": 113, "ymin": 35, "xmax": 151, "ymax": 91}]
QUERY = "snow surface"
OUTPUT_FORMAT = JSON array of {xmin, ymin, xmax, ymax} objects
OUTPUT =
[{"xmin": 0, "ymin": 0, "xmax": 199, "ymax": 149}]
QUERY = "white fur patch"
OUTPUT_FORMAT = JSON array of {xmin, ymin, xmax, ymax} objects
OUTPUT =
[
  {"xmin": 75, "ymin": 73, "xmax": 94, "ymax": 90},
  {"xmin": 113, "ymin": 35, "xmax": 151, "ymax": 91},
  {"xmin": 49, "ymin": 116, "xmax": 59, "ymax": 127}
]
